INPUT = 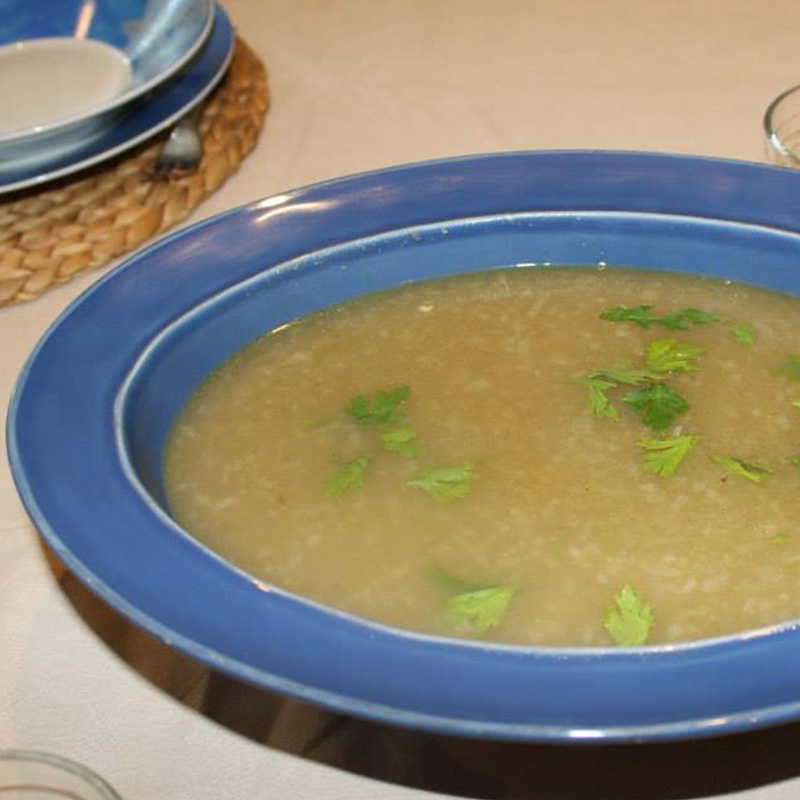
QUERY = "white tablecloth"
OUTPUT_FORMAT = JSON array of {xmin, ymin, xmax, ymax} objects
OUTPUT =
[{"xmin": 4, "ymin": 1, "xmax": 800, "ymax": 797}]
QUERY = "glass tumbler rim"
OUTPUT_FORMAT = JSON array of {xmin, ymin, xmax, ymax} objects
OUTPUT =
[
  {"xmin": 764, "ymin": 82, "xmax": 800, "ymax": 167},
  {"xmin": 0, "ymin": 748, "xmax": 123, "ymax": 799}
]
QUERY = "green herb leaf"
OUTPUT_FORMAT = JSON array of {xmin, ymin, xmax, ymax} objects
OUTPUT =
[
  {"xmin": 381, "ymin": 425, "xmax": 419, "ymax": 458},
  {"xmin": 791, "ymin": 400, "xmax": 800, "ymax": 410},
  {"xmin": 600, "ymin": 305, "xmax": 721, "ymax": 330},
  {"xmin": 771, "ymin": 355, "xmax": 800, "ymax": 382},
  {"xmin": 447, "ymin": 585, "xmax": 516, "ymax": 633},
  {"xmin": 660, "ymin": 308, "xmax": 722, "ymax": 328},
  {"xmin": 585, "ymin": 374, "xmax": 620, "ymax": 420},
  {"xmin": 711, "ymin": 456, "xmax": 772, "ymax": 483},
  {"xmin": 407, "ymin": 464, "xmax": 476, "ymax": 501},
  {"xmin": 771, "ymin": 533, "xmax": 790, "ymax": 545},
  {"xmin": 622, "ymin": 383, "xmax": 689, "ymax": 431},
  {"xmin": 599, "ymin": 304, "xmax": 660, "ymax": 327},
  {"xmin": 730, "ymin": 325, "xmax": 756, "ymax": 347},
  {"xmin": 788, "ymin": 454, "xmax": 800, "ymax": 469},
  {"xmin": 347, "ymin": 385, "xmax": 411, "ymax": 427},
  {"xmin": 584, "ymin": 368, "xmax": 661, "ymax": 420},
  {"xmin": 430, "ymin": 566, "xmax": 484, "ymax": 594},
  {"xmin": 324, "ymin": 456, "xmax": 372, "ymax": 497},
  {"xmin": 645, "ymin": 339, "xmax": 703, "ymax": 373},
  {"xmin": 604, "ymin": 584, "xmax": 655, "ymax": 646},
  {"xmin": 637, "ymin": 435, "xmax": 698, "ymax": 476}
]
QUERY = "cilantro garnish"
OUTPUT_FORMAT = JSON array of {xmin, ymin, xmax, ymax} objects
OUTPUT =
[
  {"xmin": 730, "ymin": 325, "xmax": 756, "ymax": 347},
  {"xmin": 430, "ymin": 566, "xmax": 483, "ymax": 594},
  {"xmin": 381, "ymin": 425, "xmax": 418, "ymax": 459},
  {"xmin": 622, "ymin": 383, "xmax": 688, "ymax": 431},
  {"xmin": 788, "ymin": 454, "xmax": 800, "ymax": 469},
  {"xmin": 585, "ymin": 374, "xmax": 622, "ymax": 420},
  {"xmin": 604, "ymin": 584, "xmax": 655, "ymax": 646},
  {"xmin": 584, "ymin": 368, "xmax": 661, "ymax": 420},
  {"xmin": 407, "ymin": 464, "xmax": 476, "ymax": 501},
  {"xmin": 791, "ymin": 400, "xmax": 800, "ymax": 410},
  {"xmin": 433, "ymin": 567, "xmax": 515, "ymax": 633},
  {"xmin": 637, "ymin": 434, "xmax": 698, "ymax": 476},
  {"xmin": 771, "ymin": 355, "xmax": 800, "ymax": 382},
  {"xmin": 447, "ymin": 585, "xmax": 516, "ymax": 633},
  {"xmin": 600, "ymin": 305, "xmax": 721, "ymax": 330},
  {"xmin": 347, "ymin": 385, "xmax": 411, "ymax": 427},
  {"xmin": 711, "ymin": 456, "xmax": 772, "ymax": 483},
  {"xmin": 645, "ymin": 339, "xmax": 703, "ymax": 374},
  {"xmin": 324, "ymin": 456, "xmax": 372, "ymax": 497},
  {"xmin": 771, "ymin": 533, "xmax": 790, "ymax": 545}
]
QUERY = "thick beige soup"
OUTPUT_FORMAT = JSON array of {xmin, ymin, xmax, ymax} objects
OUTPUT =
[{"xmin": 164, "ymin": 268, "xmax": 800, "ymax": 646}]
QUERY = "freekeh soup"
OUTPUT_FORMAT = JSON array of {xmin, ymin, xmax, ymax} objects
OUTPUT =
[{"xmin": 164, "ymin": 267, "xmax": 800, "ymax": 647}]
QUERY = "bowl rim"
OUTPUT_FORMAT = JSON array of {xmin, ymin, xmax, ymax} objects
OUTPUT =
[{"xmin": 12, "ymin": 149, "xmax": 800, "ymax": 743}]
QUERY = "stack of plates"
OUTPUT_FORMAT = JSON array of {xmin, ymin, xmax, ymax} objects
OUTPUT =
[{"xmin": 0, "ymin": 0, "xmax": 235, "ymax": 194}]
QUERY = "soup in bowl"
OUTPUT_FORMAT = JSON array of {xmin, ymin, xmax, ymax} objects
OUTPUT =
[{"xmin": 11, "ymin": 151, "xmax": 800, "ymax": 742}]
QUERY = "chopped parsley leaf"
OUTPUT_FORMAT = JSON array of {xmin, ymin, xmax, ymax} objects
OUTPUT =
[
  {"xmin": 447, "ymin": 585, "xmax": 516, "ymax": 634},
  {"xmin": 600, "ymin": 305, "xmax": 721, "ymax": 330},
  {"xmin": 430, "ymin": 566, "xmax": 483, "ymax": 594},
  {"xmin": 347, "ymin": 385, "xmax": 410, "ymax": 427},
  {"xmin": 381, "ymin": 425, "xmax": 419, "ymax": 458},
  {"xmin": 771, "ymin": 533, "xmax": 790, "ymax": 545},
  {"xmin": 324, "ymin": 456, "xmax": 372, "ymax": 497},
  {"xmin": 407, "ymin": 464, "xmax": 476, "ymax": 501},
  {"xmin": 584, "ymin": 368, "xmax": 661, "ymax": 420},
  {"xmin": 711, "ymin": 456, "xmax": 772, "ymax": 483},
  {"xmin": 622, "ymin": 383, "xmax": 688, "ymax": 431},
  {"xmin": 645, "ymin": 339, "xmax": 703, "ymax": 374},
  {"xmin": 604, "ymin": 584, "xmax": 655, "ymax": 646},
  {"xmin": 637, "ymin": 434, "xmax": 698, "ymax": 476},
  {"xmin": 730, "ymin": 325, "xmax": 756, "ymax": 347},
  {"xmin": 586, "ymin": 374, "xmax": 620, "ymax": 420},
  {"xmin": 771, "ymin": 355, "xmax": 800, "ymax": 382}
]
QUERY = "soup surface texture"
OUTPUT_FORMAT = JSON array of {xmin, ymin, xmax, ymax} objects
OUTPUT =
[{"xmin": 164, "ymin": 268, "xmax": 800, "ymax": 646}]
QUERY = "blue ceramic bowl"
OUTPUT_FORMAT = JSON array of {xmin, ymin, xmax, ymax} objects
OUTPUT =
[
  {"xmin": 0, "ymin": 0, "xmax": 213, "ymax": 159},
  {"xmin": 11, "ymin": 151, "xmax": 800, "ymax": 743}
]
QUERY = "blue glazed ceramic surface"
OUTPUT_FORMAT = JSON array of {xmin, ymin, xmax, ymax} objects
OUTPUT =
[
  {"xmin": 0, "ymin": 5, "xmax": 233, "ymax": 194},
  {"xmin": 11, "ymin": 151, "xmax": 800, "ymax": 743},
  {"xmin": 0, "ymin": 0, "xmax": 211, "ymax": 83},
  {"xmin": 0, "ymin": 0, "xmax": 213, "ymax": 155}
]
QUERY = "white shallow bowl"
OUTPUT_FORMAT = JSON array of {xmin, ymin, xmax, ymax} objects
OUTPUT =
[
  {"xmin": 0, "ymin": 0, "xmax": 213, "ymax": 163},
  {"xmin": 0, "ymin": 38, "xmax": 132, "ymax": 137},
  {"xmin": 0, "ymin": 5, "xmax": 234, "ymax": 194}
]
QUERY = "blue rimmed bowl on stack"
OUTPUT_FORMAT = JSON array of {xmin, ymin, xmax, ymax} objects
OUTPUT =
[{"xmin": 0, "ymin": 0, "xmax": 236, "ymax": 194}]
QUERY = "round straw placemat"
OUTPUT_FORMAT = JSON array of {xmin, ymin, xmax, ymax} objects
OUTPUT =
[{"xmin": 0, "ymin": 36, "xmax": 268, "ymax": 307}]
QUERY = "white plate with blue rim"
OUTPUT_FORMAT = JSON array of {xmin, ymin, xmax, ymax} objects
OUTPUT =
[
  {"xmin": 0, "ymin": 0, "xmax": 214, "ymax": 163},
  {"xmin": 0, "ymin": 5, "xmax": 234, "ymax": 195}
]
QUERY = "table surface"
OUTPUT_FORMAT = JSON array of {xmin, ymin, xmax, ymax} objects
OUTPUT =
[{"xmin": 4, "ymin": 1, "xmax": 800, "ymax": 798}]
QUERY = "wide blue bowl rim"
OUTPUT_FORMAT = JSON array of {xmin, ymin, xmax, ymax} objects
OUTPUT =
[{"xmin": 11, "ymin": 149, "xmax": 800, "ymax": 743}]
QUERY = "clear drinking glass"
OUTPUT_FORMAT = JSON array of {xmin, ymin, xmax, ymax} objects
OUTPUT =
[
  {"xmin": 764, "ymin": 83, "xmax": 800, "ymax": 167},
  {"xmin": 0, "ymin": 750, "xmax": 122, "ymax": 800}
]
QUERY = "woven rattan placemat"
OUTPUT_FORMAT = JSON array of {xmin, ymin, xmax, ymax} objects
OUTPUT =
[{"xmin": 0, "ymin": 36, "xmax": 268, "ymax": 307}]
